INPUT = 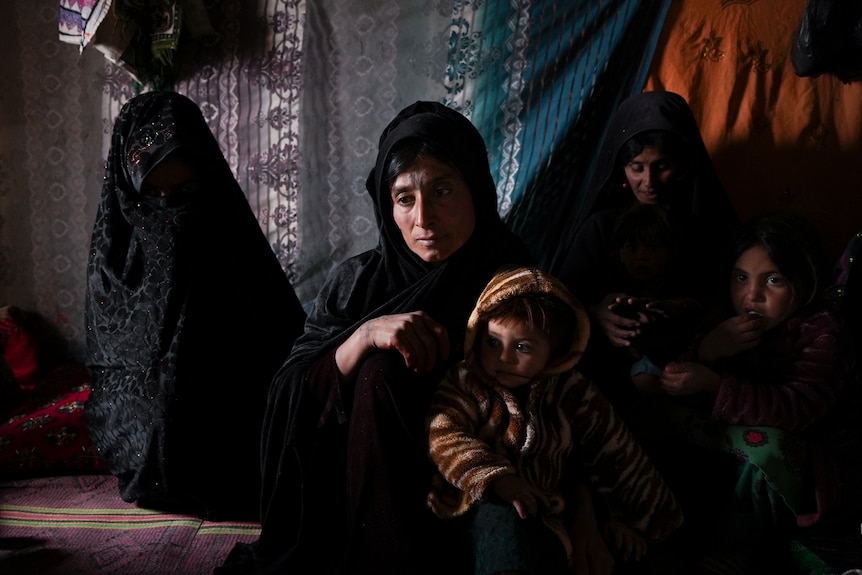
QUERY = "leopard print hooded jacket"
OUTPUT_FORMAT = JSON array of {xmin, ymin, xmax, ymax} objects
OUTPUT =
[{"xmin": 426, "ymin": 265, "xmax": 683, "ymax": 560}]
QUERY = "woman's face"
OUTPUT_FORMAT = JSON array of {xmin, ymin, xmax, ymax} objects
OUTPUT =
[
  {"xmin": 141, "ymin": 154, "xmax": 199, "ymax": 199},
  {"xmin": 390, "ymin": 154, "xmax": 476, "ymax": 265},
  {"xmin": 623, "ymin": 145, "xmax": 680, "ymax": 205},
  {"xmin": 730, "ymin": 244, "xmax": 799, "ymax": 332}
]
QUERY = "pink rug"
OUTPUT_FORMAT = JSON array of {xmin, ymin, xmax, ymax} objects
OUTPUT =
[{"xmin": 0, "ymin": 474, "xmax": 260, "ymax": 575}]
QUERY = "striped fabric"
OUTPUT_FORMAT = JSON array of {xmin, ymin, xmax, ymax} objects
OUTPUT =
[{"xmin": 0, "ymin": 475, "xmax": 260, "ymax": 575}]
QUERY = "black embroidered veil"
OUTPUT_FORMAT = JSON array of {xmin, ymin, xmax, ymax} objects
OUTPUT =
[{"xmin": 84, "ymin": 91, "xmax": 306, "ymax": 519}]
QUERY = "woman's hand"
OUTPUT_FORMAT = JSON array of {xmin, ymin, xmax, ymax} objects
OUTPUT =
[
  {"xmin": 591, "ymin": 293, "xmax": 642, "ymax": 347},
  {"xmin": 698, "ymin": 313, "xmax": 764, "ymax": 364},
  {"xmin": 659, "ymin": 361, "xmax": 721, "ymax": 395},
  {"xmin": 335, "ymin": 311, "xmax": 449, "ymax": 378},
  {"xmin": 492, "ymin": 475, "xmax": 550, "ymax": 519}
]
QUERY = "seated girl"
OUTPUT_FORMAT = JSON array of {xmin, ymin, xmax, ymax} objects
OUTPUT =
[{"xmin": 643, "ymin": 211, "xmax": 858, "ymax": 571}]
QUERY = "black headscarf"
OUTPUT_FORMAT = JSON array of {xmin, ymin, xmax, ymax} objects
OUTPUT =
[
  {"xmin": 551, "ymin": 91, "xmax": 738, "ymax": 294},
  {"xmin": 279, "ymin": 101, "xmax": 533, "ymax": 388},
  {"xmin": 84, "ymin": 91, "xmax": 306, "ymax": 519},
  {"xmin": 570, "ymin": 90, "xmax": 736, "ymax": 240}
]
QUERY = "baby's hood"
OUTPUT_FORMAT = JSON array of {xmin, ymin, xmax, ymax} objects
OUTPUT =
[{"xmin": 464, "ymin": 265, "xmax": 590, "ymax": 379}]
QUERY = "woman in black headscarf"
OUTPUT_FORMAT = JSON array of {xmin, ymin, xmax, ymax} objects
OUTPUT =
[
  {"xmin": 84, "ymin": 91, "xmax": 306, "ymax": 520},
  {"xmin": 551, "ymin": 91, "xmax": 738, "ymax": 415},
  {"xmin": 217, "ymin": 101, "xmax": 534, "ymax": 574}
]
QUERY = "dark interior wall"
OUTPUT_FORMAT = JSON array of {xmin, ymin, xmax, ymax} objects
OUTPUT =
[{"xmin": 0, "ymin": 2, "xmax": 109, "ymax": 359}]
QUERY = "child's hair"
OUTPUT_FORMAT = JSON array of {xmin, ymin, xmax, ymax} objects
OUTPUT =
[
  {"xmin": 732, "ymin": 211, "xmax": 827, "ymax": 307},
  {"xmin": 612, "ymin": 203, "xmax": 675, "ymax": 253},
  {"xmin": 480, "ymin": 294, "xmax": 577, "ymax": 360}
]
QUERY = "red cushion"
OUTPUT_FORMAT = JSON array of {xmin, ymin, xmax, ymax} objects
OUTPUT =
[
  {"xmin": 0, "ymin": 308, "xmax": 41, "ymax": 391},
  {"xmin": 0, "ymin": 362, "xmax": 108, "ymax": 478}
]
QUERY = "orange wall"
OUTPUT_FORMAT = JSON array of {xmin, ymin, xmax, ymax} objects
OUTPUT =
[{"xmin": 645, "ymin": 0, "xmax": 862, "ymax": 262}]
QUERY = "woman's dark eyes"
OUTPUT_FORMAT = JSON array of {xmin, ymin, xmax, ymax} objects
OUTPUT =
[{"xmin": 141, "ymin": 180, "xmax": 198, "ymax": 197}]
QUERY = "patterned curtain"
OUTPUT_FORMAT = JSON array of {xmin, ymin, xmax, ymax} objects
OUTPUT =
[{"xmin": 2, "ymin": 0, "xmax": 670, "ymax": 359}]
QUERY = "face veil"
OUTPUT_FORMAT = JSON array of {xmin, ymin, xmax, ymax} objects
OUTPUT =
[{"xmin": 84, "ymin": 91, "xmax": 305, "ymax": 518}]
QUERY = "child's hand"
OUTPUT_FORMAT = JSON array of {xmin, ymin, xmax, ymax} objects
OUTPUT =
[
  {"xmin": 492, "ymin": 474, "xmax": 550, "ymax": 519},
  {"xmin": 602, "ymin": 520, "xmax": 647, "ymax": 562},
  {"xmin": 698, "ymin": 313, "xmax": 764, "ymax": 363},
  {"xmin": 643, "ymin": 298, "xmax": 691, "ymax": 320},
  {"xmin": 659, "ymin": 361, "xmax": 721, "ymax": 395}
]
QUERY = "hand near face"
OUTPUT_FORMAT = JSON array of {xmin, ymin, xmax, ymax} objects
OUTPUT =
[
  {"xmin": 336, "ymin": 311, "xmax": 449, "ymax": 378},
  {"xmin": 659, "ymin": 361, "xmax": 721, "ymax": 395},
  {"xmin": 698, "ymin": 313, "xmax": 764, "ymax": 364},
  {"xmin": 492, "ymin": 474, "xmax": 551, "ymax": 519}
]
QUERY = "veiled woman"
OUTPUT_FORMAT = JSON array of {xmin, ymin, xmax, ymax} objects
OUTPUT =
[
  {"xmin": 218, "ymin": 101, "xmax": 534, "ymax": 574},
  {"xmin": 84, "ymin": 91, "xmax": 306, "ymax": 520}
]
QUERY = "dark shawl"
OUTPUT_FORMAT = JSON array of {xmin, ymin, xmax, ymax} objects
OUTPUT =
[
  {"xmin": 553, "ymin": 91, "xmax": 738, "ymax": 300},
  {"xmin": 268, "ymin": 101, "xmax": 534, "ymax": 444},
  {"xmin": 243, "ymin": 101, "xmax": 533, "ymax": 571},
  {"xmin": 84, "ymin": 91, "xmax": 306, "ymax": 520},
  {"xmin": 577, "ymin": 90, "xmax": 735, "ymax": 233}
]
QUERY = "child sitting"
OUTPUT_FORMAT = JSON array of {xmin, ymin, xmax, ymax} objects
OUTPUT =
[
  {"xmin": 426, "ymin": 265, "xmax": 683, "ymax": 575},
  {"xmin": 648, "ymin": 211, "xmax": 857, "ymax": 571},
  {"xmin": 580, "ymin": 203, "xmax": 706, "ymax": 421}
]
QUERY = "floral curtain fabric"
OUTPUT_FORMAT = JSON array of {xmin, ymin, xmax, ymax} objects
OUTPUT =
[{"xmin": 2, "ymin": 0, "xmax": 668, "ymax": 359}]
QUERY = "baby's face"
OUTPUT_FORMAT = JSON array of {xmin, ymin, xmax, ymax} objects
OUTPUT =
[
  {"xmin": 620, "ymin": 240, "xmax": 670, "ymax": 281},
  {"xmin": 479, "ymin": 317, "xmax": 551, "ymax": 389}
]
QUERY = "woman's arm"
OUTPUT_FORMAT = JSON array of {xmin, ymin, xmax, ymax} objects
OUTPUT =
[{"xmin": 335, "ymin": 311, "xmax": 450, "ymax": 379}]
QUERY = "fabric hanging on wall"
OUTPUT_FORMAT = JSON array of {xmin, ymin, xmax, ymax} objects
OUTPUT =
[
  {"xmin": 791, "ymin": 0, "xmax": 862, "ymax": 83},
  {"xmin": 493, "ymin": 0, "xmax": 672, "ymax": 270},
  {"xmin": 58, "ymin": 0, "xmax": 112, "ymax": 48},
  {"xmin": 37, "ymin": 0, "xmax": 675, "ymax": 358},
  {"xmin": 59, "ymin": 0, "xmax": 217, "ymax": 89},
  {"xmin": 645, "ymin": 0, "xmax": 862, "ymax": 263}
]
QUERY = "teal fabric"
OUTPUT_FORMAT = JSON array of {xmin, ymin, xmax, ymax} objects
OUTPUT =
[
  {"xmin": 470, "ymin": 500, "xmax": 568, "ymax": 575},
  {"xmin": 659, "ymin": 400, "xmax": 807, "ymax": 526},
  {"xmin": 470, "ymin": 0, "xmax": 673, "ymax": 268}
]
